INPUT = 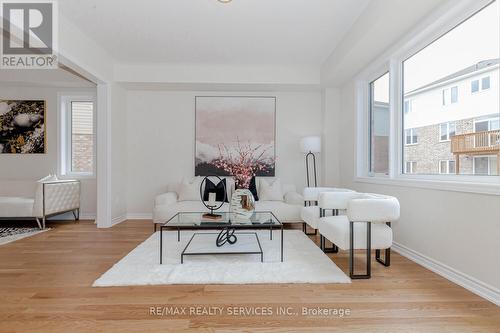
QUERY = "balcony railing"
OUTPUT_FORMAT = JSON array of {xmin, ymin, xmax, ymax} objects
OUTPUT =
[{"xmin": 451, "ymin": 130, "xmax": 500, "ymax": 155}]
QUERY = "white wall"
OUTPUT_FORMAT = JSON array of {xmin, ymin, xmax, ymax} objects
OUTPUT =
[
  {"xmin": 0, "ymin": 84, "xmax": 97, "ymax": 218},
  {"xmin": 110, "ymin": 83, "xmax": 128, "ymax": 222},
  {"xmin": 125, "ymin": 90, "xmax": 323, "ymax": 215},
  {"xmin": 326, "ymin": 79, "xmax": 500, "ymax": 296}
]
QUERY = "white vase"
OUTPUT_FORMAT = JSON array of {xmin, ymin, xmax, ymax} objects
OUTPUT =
[{"xmin": 230, "ymin": 189, "xmax": 255, "ymax": 221}]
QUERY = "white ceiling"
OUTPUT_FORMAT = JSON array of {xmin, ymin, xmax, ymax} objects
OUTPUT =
[{"xmin": 59, "ymin": 0, "xmax": 370, "ymax": 66}]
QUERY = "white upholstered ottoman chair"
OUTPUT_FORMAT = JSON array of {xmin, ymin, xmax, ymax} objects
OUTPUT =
[
  {"xmin": 318, "ymin": 192, "xmax": 400, "ymax": 279},
  {"xmin": 300, "ymin": 187, "xmax": 354, "ymax": 235}
]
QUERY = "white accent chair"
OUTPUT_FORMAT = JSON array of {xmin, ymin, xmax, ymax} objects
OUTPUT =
[
  {"xmin": 318, "ymin": 192, "xmax": 400, "ymax": 279},
  {"xmin": 300, "ymin": 187, "xmax": 354, "ymax": 235},
  {"xmin": 0, "ymin": 180, "xmax": 81, "ymax": 229}
]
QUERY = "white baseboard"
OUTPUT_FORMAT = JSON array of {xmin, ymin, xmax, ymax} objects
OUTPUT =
[
  {"xmin": 126, "ymin": 213, "xmax": 153, "ymax": 220},
  {"xmin": 392, "ymin": 242, "xmax": 500, "ymax": 306},
  {"xmin": 110, "ymin": 214, "xmax": 127, "ymax": 227},
  {"xmin": 48, "ymin": 212, "xmax": 95, "ymax": 221}
]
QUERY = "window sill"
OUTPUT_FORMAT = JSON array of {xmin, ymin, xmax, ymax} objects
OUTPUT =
[
  {"xmin": 354, "ymin": 176, "xmax": 500, "ymax": 196},
  {"xmin": 59, "ymin": 173, "xmax": 96, "ymax": 180}
]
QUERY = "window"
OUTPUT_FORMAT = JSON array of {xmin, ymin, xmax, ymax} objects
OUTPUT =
[
  {"xmin": 59, "ymin": 96, "xmax": 96, "ymax": 177},
  {"xmin": 369, "ymin": 72, "xmax": 390, "ymax": 175},
  {"xmin": 474, "ymin": 117, "xmax": 500, "ymax": 147},
  {"xmin": 475, "ymin": 117, "xmax": 500, "ymax": 132},
  {"xmin": 439, "ymin": 160, "xmax": 456, "ymax": 174},
  {"xmin": 405, "ymin": 128, "xmax": 418, "ymax": 145},
  {"xmin": 472, "ymin": 76, "xmax": 492, "ymax": 93},
  {"xmin": 471, "ymin": 80, "xmax": 479, "ymax": 93},
  {"xmin": 405, "ymin": 161, "xmax": 417, "ymax": 174},
  {"xmin": 404, "ymin": 100, "xmax": 412, "ymax": 114},
  {"xmin": 402, "ymin": 0, "xmax": 499, "ymax": 176},
  {"xmin": 473, "ymin": 156, "xmax": 498, "ymax": 175},
  {"xmin": 439, "ymin": 122, "xmax": 456, "ymax": 141},
  {"xmin": 442, "ymin": 86, "xmax": 458, "ymax": 105},
  {"xmin": 482, "ymin": 76, "xmax": 490, "ymax": 90},
  {"xmin": 450, "ymin": 86, "xmax": 458, "ymax": 103},
  {"xmin": 442, "ymin": 89, "xmax": 449, "ymax": 105}
]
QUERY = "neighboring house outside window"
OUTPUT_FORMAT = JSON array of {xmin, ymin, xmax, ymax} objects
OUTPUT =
[{"xmin": 59, "ymin": 95, "xmax": 96, "ymax": 177}]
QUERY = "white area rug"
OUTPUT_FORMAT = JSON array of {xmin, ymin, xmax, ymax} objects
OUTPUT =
[
  {"xmin": 0, "ymin": 227, "xmax": 49, "ymax": 245},
  {"xmin": 93, "ymin": 230, "xmax": 350, "ymax": 286}
]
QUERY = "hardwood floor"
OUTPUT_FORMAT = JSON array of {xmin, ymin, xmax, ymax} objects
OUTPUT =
[{"xmin": 0, "ymin": 220, "xmax": 498, "ymax": 333}]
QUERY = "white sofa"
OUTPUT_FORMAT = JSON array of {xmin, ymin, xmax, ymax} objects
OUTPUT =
[
  {"xmin": 153, "ymin": 177, "xmax": 303, "ymax": 227},
  {"xmin": 0, "ymin": 179, "xmax": 81, "ymax": 229}
]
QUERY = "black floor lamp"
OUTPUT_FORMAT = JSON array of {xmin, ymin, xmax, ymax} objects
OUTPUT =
[{"xmin": 300, "ymin": 136, "xmax": 321, "ymax": 187}]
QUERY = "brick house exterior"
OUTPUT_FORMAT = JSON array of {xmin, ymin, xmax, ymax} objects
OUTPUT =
[
  {"xmin": 404, "ymin": 118, "xmax": 475, "ymax": 174},
  {"xmin": 403, "ymin": 59, "xmax": 499, "ymax": 175}
]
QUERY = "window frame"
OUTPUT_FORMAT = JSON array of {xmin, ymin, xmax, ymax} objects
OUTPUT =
[
  {"xmin": 473, "ymin": 155, "xmax": 498, "ymax": 175},
  {"xmin": 450, "ymin": 85, "xmax": 459, "ymax": 104},
  {"xmin": 439, "ymin": 122, "xmax": 456, "ymax": 142},
  {"xmin": 368, "ymin": 71, "xmax": 391, "ymax": 176},
  {"xmin": 58, "ymin": 93, "xmax": 97, "ymax": 179},
  {"xmin": 405, "ymin": 161, "xmax": 417, "ymax": 174},
  {"xmin": 404, "ymin": 99, "xmax": 412, "ymax": 114},
  {"xmin": 471, "ymin": 79, "xmax": 480, "ymax": 93},
  {"xmin": 354, "ymin": 0, "xmax": 500, "ymax": 195},
  {"xmin": 481, "ymin": 76, "xmax": 491, "ymax": 90},
  {"xmin": 439, "ymin": 160, "xmax": 456, "ymax": 174}
]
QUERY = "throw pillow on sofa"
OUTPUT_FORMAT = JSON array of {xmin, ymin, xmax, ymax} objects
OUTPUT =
[
  {"xmin": 178, "ymin": 177, "xmax": 202, "ymax": 201},
  {"xmin": 203, "ymin": 178, "xmax": 228, "ymax": 202},
  {"xmin": 259, "ymin": 178, "xmax": 284, "ymax": 201}
]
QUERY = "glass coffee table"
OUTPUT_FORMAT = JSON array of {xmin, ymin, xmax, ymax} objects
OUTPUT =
[{"xmin": 158, "ymin": 211, "xmax": 283, "ymax": 264}]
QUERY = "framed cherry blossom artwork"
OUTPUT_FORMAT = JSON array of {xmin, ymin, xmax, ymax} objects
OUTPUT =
[{"xmin": 195, "ymin": 96, "xmax": 276, "ymax": 179}]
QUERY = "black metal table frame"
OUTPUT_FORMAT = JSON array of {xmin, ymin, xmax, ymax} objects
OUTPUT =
[
  {"xmin": 158, "ymin": 211, "xmax": 284, "ymax": 264},
  {"xmin": 180, "ymin": 232, "xmax": 263, "ymax": 264}
]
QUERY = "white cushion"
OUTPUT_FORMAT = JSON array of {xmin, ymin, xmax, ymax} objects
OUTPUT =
[
  {"xmin": 301, "ymin": 206, "xmax": 320, "ymax": 229},
  {"xmin": 303, "ymin": 187, "xmax": 353, "ymax": 201},
  {"xmin": 154, "ymin": 192, "xmax": 178, "ymax": 206},
  {"xmin": 347, "ymin": 194, "xmax": 400, "ymax": 223},
  {"xmin": 177, "ymin": 177, "xmax": 202, "ymax": 201},
  {"xmin": 0, "ymin": 196, "xmax": 34, "ymax": 217},
  {"xmin": 319, "ymin": 215, "xmax": 393, "ymax": 250},
  {"xmin": 319, "ymin": 191, "xmax": 360, "ymax": 210},
  {"xmin": 254, "ymin": 200, "xmax": 301, "ymax": 223},
  {"xmin": 259, "ymin": 178, "xmax": 283, "ymax": 201}
]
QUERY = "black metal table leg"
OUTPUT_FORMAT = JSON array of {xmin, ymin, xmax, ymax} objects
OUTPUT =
[
  {"xmin": 177, "ymin": 227, "xmax": 180, "ymax": 242},
  {"xmin": 160, "ymin": 226, "xmax": 163, "ymax": 264},
  {"xmin": 281, "ymin": 224, "xmax": 284, "ymax": 262},
  {"xmin": 270, "ymin": 225, "xmax": 272, "ymax": 240}
]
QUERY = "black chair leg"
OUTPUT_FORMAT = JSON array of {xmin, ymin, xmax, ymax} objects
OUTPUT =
[
  {"xmin": 319, "ymin": 234, "xmax": 338, "ymax": 253},
  {"xmin": 303, "ymin": 223, "xmax": 317, "ymax": 236},
  {"xmin": 376, "ymin": 248, "xmax": 391, "ymax": 267},
  {"xmin": 349, "ymin": 221, "xmax": 371, "ymax": 279},
  {"xmin": 376, "ymin": 222, "xmax": 391, "ymax": 267}
]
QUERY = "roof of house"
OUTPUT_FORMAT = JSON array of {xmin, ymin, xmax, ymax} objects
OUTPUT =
[{"xmin": 406, "ymin": 58, "xmax": 500, "ymax": 95}]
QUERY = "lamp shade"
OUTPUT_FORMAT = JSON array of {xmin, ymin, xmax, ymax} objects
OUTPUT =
[{"xmin": 300, "ymin": 136, "xmax": 321, "ymax": 153}]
